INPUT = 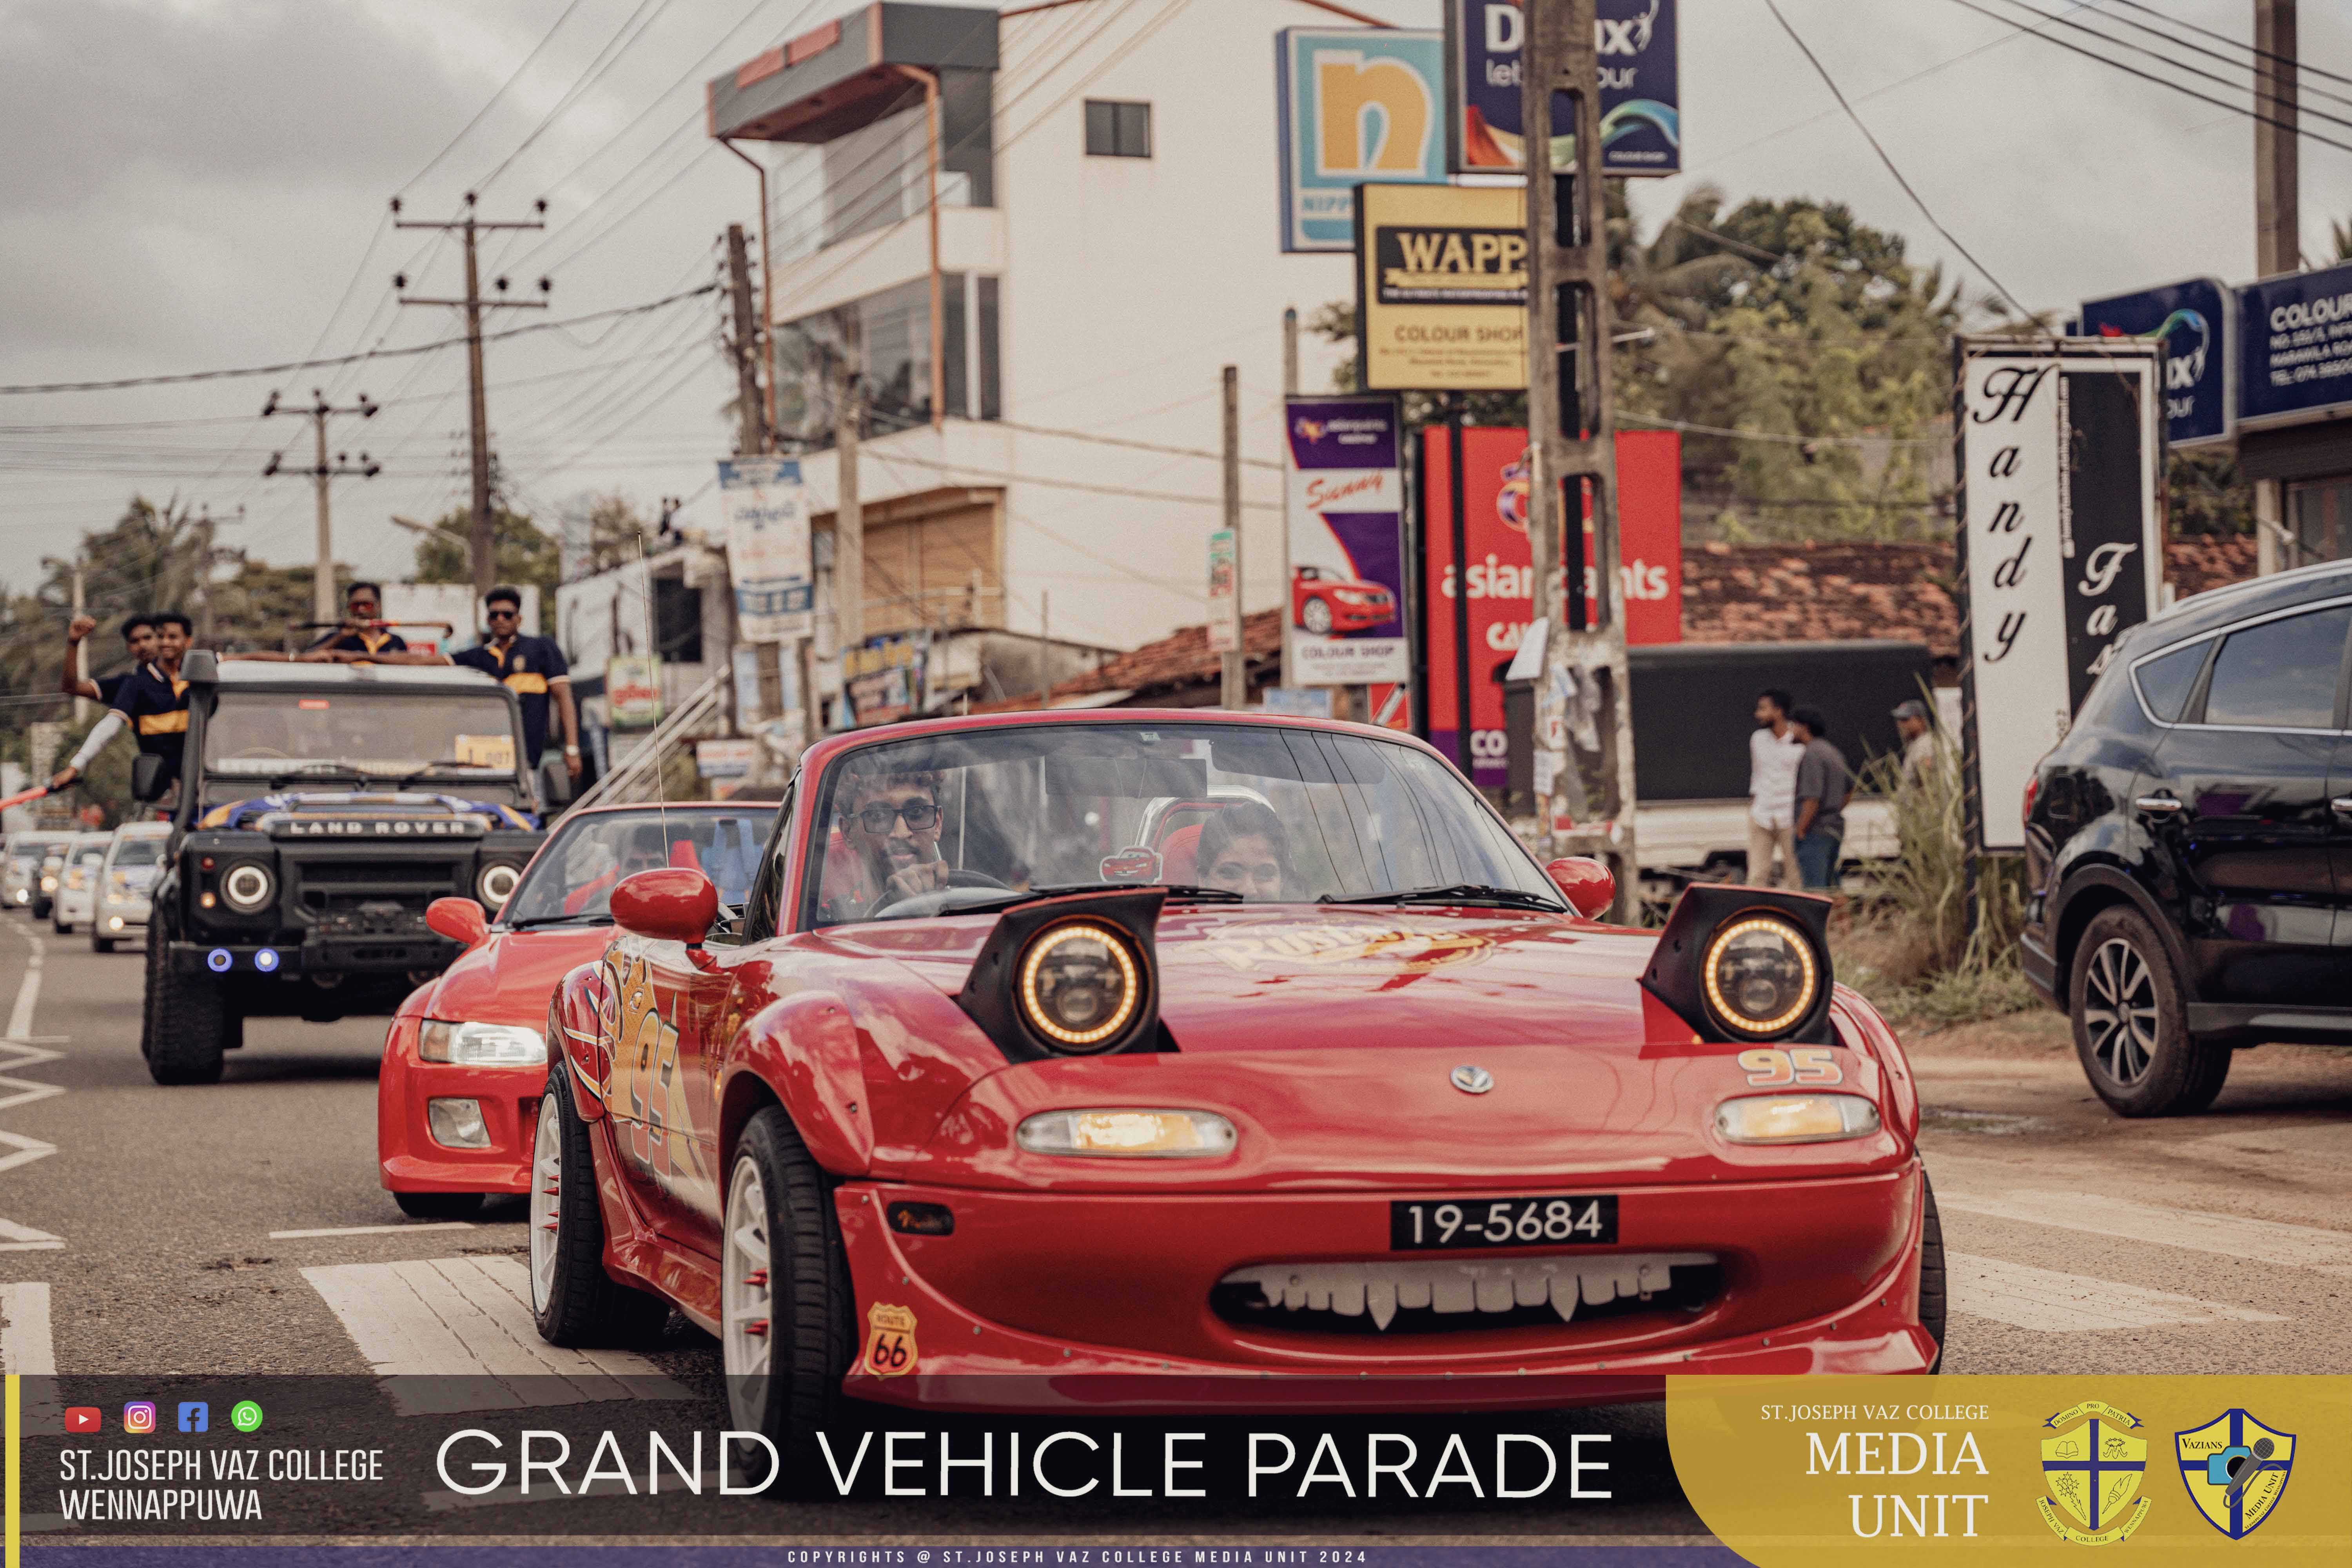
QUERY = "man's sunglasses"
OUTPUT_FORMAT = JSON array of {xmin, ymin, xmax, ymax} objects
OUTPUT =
[
  {"xmin": 486, "ymin": 606, "xmax": 521, "ymax": 619},
  {"xmin": 851, "ymin": 800, "xmax": 939, "ymax": 833}
]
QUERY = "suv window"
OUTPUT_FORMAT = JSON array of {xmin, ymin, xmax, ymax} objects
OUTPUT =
[
  {"xmin": 2133, "ymin": 640, "xmax": 2208, "ymax": 722},
  {"xmin": 2200, "ymin": 605, "xmax": 2351, "ymax": 730}
]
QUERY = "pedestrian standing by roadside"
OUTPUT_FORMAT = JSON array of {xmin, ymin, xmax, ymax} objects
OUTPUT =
[
  {"xmin": 1746, "ymin": 687, "xmax": 1803, "ymax": 890},
  {"xmin": 1893, "ymin": 698, "xmax": 1936, "ymax": 782},
  {"xmin": 1791, "ymin": 706, "xmax": 1851, "ymax": 891}
]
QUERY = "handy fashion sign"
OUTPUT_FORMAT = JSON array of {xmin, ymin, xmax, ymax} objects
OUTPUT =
[{"xmin": 1955, "ymin": 338, "xmax": 2162, "ymax": 854}]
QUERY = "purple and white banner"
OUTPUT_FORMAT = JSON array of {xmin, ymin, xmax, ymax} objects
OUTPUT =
[{"xmin": 1285, "ymin": 395, "xmax": 1408, "ymax": 686}]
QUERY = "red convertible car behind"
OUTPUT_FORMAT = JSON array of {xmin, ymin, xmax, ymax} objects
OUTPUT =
[
  {"xmin": 379, "ymin": 800, "xmax": 775, "ymax": 1218},
  {"xmin": 534, "ymin": 711, "xmax": 1940, "ymax": 1464}
]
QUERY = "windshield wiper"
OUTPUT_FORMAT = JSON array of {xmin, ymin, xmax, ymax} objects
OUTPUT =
[
  {"xmin": 1321, "ymin": 883, "xmax": 1564, "ymax": 911},
  {"xmin": 505, "ymin": 912, "xmax": 607, "ymax": 931},
  {"xmin": 868, "ymin": 880, "xmax": 1243, "ymax": 920},
  {"xmin": 263, "ymin": 762, "xmax": 360, "ymax": 790},
  {"xmin": 1157, "ymin": 883, "xmax": 1243, "ymax": 904}
]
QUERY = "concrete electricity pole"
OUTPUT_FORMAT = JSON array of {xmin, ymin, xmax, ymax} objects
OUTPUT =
[
  {"xmin": 69, "ymin": 557, "xmax": 87, "ymax": 724},
  {"xmin": 393, "ymin": 193, "xmax": 548, "ymax": 600},
  {"xmin": 1523, "ymin": 0, "xmax": 1638, "ymax": 918},
  {"xmin": 835, "ymin": 332, "xmax": 865, "ymax": 655},
  {"xmin": 1220, "ymin": 364, "xmax": 1246, "ymax": 709},
  {"xmin": 192, "ymin": 503, "xmax": 241, "ymax": 648},
  {"xmin": 261, "ymin": 388, "xmax": 380, "ymax": 624},
  {"xmin": 2254, "ymin": 0, "xmax": 2301, "ymax": 575},
  {"xmin": 723, "ymin": 221, "xmax": 793, "ymax": 735}
]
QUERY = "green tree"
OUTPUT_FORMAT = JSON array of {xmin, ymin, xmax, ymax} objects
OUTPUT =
[{"xmin": 411, "ymin": 506, "xmax": 560, "ymax": 633}]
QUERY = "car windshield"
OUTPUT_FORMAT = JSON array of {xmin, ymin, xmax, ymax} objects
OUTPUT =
[
  {"xmin": 804, "ymin": 721, "xmax": 1558, "ymax": 927},
  {"xmin": 73, "ymin": 842, "xmax": 106, "ymax": 864},
  {"xmin": 500, "ymin": 808, "xmax": 777, "ymax": 926},
  {"xmin": 10, "ymin": 837, "xmax": 74, "ymax": 866},
  {"xmin": 111, "ymin": 839, "xmax": 164, "ymax": 868},
  {"xmin": 203, "ymin": 690, "xmax": 522, "ymax": 788}
]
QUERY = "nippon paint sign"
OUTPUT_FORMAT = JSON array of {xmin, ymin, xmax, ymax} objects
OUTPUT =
[
  {"xmin": 1285, "ymin": 396, "xmax": 1408, "ymax": 685},
  {"xmin": 1276, "ymin": 27, "xmax": 1448, "ymax": 254},
  {"xmin": 1954, "ymin": 338, "xmax": 2161, "ymax": 853},
  {"xmin": 1446, "ymin": 0, "xmax": 1680, "ymax": 176}
]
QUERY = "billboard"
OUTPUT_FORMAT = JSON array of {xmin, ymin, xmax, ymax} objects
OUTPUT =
[
  {"xmin": 718, "ymin": 456, "xmax": 813, "ymax": 641},
  {"xmin": 1275, "ymin": 28, "xmax": 1447, "ymax": 254},
  {"xmin": 2078, "ymin": 276, "xmax": 2233, "ymax": 447},
  {"xmin": 1954, "ymin": 338, "xmax": 2162, "ymax": 853},
  {"xmin": 1446, "ymin": 0, "xmax": 1680, "ymax": 176},
  {"xmin": 1422, "ymin": 427, "xmax": 1682, "ymax": 785},
  {"xmin": 1356, "ymin": 182, "xmax": 1528, "ymax": 392},
  {"xmin": 2237, "ymin": 261, "xmax": 2352, "ymax": 430},
  {"xmin": 606, "ymin": 655, "xmax": 665, "ymax": 730},
  {"xmin": 1286, "ymin": 395, "xmax": 1408, "ymax": 685}
]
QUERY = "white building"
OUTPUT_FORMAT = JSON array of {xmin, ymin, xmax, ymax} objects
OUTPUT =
[{"xmin": 710, "ymin": 0, "xmax": 1376, "ymax": 666}]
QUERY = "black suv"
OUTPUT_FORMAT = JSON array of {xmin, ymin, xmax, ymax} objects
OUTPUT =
[
  {"xmin": 2022, "ymin": 559, "xmax": 2352, "ymax": 1116},
  {"xmin": 138, "ymin": 653, "xmax": 547, "ymax": 1085}
]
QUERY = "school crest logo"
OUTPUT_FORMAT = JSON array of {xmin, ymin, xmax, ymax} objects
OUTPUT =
[
  {"xmin": 2038, "ymin": 1400, "xmax": 2151, "ymax": 1545},
  {"xmin": 2176, "ymin": 1410, "xmax": 2294, "ymax": 1539}
]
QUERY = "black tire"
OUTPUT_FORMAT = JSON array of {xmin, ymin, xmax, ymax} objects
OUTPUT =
[
  {"xmin": 91, "ymin": 936, "xmax": 114, "ymax": 954},
  {"xmin": 143, "ymin": 928, "xmax": 229, "ymax": 1086},
  {"xmin": 2069, "ymin": 906, "xmax": 2228, "ymax": 1117},
  {"xmin": 1918, "ymin": 1175, "xmax": 1946, "ymax": 1372},
  {"xmin": 530, "ymin": 1063, "xmax": 670, "ymax": 1347},
  {"xmin": 394, "ymin": 1190, "xmax": 483, "ymax": 1221},
  {"xmin": 52, "ymin": 918, "xmax": 69, "ymax": 935},
  {"xmin": 724, "ymin": 1107, "xmax": 854, "ymax": 1490}
]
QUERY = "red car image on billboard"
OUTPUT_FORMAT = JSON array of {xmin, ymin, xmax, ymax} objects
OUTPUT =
[{"xmin": 1292, "ymin": 563, "xmax": 1397, "ymax": 636}]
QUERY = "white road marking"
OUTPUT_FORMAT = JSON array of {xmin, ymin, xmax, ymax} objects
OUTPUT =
[
  {"xmin": 271, "ymin": 1222, "xmax": 477, "ymax": 1240},
  {"xmin": 0, "ymin": 1216, "xmax": 63, "ymax": 1252},
  {"xmin": 1940, "ymin": 1188, "xmax": 2352, "ymax": 1277},
  {"xmin": 0, "ymin": 927, "xmax": 62, "ymax": 1260},
  {"xmin": 1947, "ymin": 1252, "xmax": 2285, "ymax": 1332},
  {"xmin": 7, "ymin": 933, "xmax": 42, "ymax": 1039},
  {"xmin": 302, "ymin": 1256, "xmax": 690, "ymax": 1414},
  {"xmin": 0, "ymin": 1280, "xmax": 57, "ymax": 1373}
]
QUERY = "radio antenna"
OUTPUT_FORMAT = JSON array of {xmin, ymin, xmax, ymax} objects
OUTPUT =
[{"xmin": 634, "ymin": 531, "xmax": 670, "ymax": 855}]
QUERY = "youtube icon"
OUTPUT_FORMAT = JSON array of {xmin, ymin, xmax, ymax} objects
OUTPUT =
[{"xmin": 64, "ymin": 1407, "xmax": 100, "ymax": 1434}]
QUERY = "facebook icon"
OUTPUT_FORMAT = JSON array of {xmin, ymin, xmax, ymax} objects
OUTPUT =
[{"xmin": 178, "ymin": 1402, "xmax": 208, "ymax": 1433}]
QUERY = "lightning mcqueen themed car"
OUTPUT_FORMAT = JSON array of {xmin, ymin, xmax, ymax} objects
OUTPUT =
[{"xmin": 533, "ymin": 711, "xmax": 1940, "ymax": 1464}]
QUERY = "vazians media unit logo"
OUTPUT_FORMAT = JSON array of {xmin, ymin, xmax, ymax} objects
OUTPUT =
[{"xmin": 2176, "ymin": 1409, "xmax": 2294, "ymax": 1540}]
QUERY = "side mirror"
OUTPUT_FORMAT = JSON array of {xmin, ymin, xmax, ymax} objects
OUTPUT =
[
  {"xmin": 1546, "ymin": 856, "xmax": 1615, "ymax": 919},
  {"xmin": 426, "ymin": 896, "xmax": 488, "ymax": 949},
  {"xmin": 131, "ymin": 754, "xmax": 167, "ymax": 802},
  {"xmin": 611, "ymin": 867, "xmax": 718, "ymax": 945}
]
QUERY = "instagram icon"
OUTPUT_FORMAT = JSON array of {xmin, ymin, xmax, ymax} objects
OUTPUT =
[{"xmin": 123, "ymin": 1401, "xmax": 157, "ymax": 1434}]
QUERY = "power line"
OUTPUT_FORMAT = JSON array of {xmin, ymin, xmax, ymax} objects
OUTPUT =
[
  {"xmin": 1977, "ymin": 0, "xmax": 2352, "ymax": 133},
  {"xmin": 2109, "ymin": 0, "xmax": 2352, "ymax": 88},
  {"xmin": 1764, "ymin": 0, "xmax": 2033, "ymax": 318},
  {"xmin": 476, "ymin": 0, "xmax": 679, "ymax": 194},
  {"xmin": 1944, "ymin": 0, "xmax": 2352, "ymax": 155},
  {"xmin": 401, "ymin": 0, "xmax": 597, "ymax": 196},
  {"xmin": 2086, "ymin": 0, "xmax": 2352, "ymax": 113},
  {"xmin": 0, "ymin": 285, "xmax": 717, "ymax": 395}
]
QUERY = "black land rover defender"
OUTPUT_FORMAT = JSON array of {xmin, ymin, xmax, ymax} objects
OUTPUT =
[{"xmin": 138, "ymin": 653, "xmax": 548, "ymax": 1084}]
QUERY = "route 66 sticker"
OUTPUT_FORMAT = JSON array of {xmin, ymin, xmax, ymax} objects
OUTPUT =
[{"xmin": 862, "ymin": 1303, "xmax": 918, "ymax": 1377}]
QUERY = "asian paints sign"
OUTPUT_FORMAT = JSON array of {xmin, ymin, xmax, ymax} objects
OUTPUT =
[
  {"xmin": 1422, "ymin": 428, "xmax": 1681, "ymax": 784},
  {"xmin": 1276, "ymin": 28, "xmax": 1447, "ymax": 254},
  {"xmin": 1447, "ymin": 0, "xmax": 1680, "ymax": 176}
]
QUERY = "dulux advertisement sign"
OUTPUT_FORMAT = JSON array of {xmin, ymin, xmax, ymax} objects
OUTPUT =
[
  {"xmin": 2237, "ymin": 260, "xmax": 2352, "ymax": 430},
  {"xmin": 2078, "ymin": 276, "xmax": 2233, "ymax": 447},
  {"xmin": 1446, "ymin": 0, "xmax": 1679, "ymax": 176}
]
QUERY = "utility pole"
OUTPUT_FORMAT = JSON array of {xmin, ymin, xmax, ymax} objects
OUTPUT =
[
  {"xmin": 192, "ymin": 503, "xmax": 243, "ymax": 649},
  {"xmin": 1280, "ymin": 308, "xmax": 1302, "ymax": 714},
  {"xmin": 1220, "ymin": 365, "xmax": 1246, "ymax": 710},
  {"xmin": 261, "ymin": 388, "xmax": 380, "ymax": 624},
  {"xmin": 1524, "ymin": 0, "xmax": 1638, "ymax": 918},
  {"xmin": 723, "ymin": 221, "xmax": 794, "ymax": 749},
  {"xmin": 835, "ymin": 321, "xmax": 866, "ymax": 659},
  {"xmin": 2254, "ymin": 0, "xmax": 2301, "ymax": 575},
  {"xmin": 393, "ymin": 192, "xmax": 549, "ymax": 601},
  {"xmin": 70, "ymin": 558, "xmax": 87, "ymax": 725}
]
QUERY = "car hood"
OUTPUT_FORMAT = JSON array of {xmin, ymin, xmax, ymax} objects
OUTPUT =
[
  {"xmin": 828, "ymin": 904, "xmax": 1688, "ymax": 1052},
  {"xmin": 426, "ymin": 924, "xmax": 615, "ymax": 1026}
]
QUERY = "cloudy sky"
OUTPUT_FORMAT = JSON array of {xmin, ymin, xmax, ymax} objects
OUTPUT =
[{"xmin": 3, "ymin": 0, "xmax": 2348, "ymax": 604}]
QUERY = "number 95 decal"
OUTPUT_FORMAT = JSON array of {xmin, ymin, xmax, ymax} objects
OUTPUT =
[{"xmin": 1737, "ymin": 1046, "xmax": 1841, "ymax": 1087}]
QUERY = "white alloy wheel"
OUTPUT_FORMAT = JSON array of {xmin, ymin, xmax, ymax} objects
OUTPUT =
[
  {"xmin": 529, "ymin": 1094, "xmax": 562, "ymax": 1312},
  {"xmin": 723, "ymin": 1155, "xmax": 774, "ymax": 1431},
  {"xmin": 2082, "ymin": 936, "xmax": 2158, "ymax": 1088}
]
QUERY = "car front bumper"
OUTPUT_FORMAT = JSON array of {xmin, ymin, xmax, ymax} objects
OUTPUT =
[
  {"xmin": 376, "ymin": 1018, "xmax": 540, "ymax": 1195},
  {"xmin": 171, "ymin": 936, "xmax": 461, "ymax": 977},
  {"xmin": 829, "ymin": 1163, "xmax": 1934, "ymax": 1410}
]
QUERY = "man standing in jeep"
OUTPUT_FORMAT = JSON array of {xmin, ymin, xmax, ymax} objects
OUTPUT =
[
  {"xmin": 452, "ymin": 585, "xmax": 581, "ymax": 784},
  {"xmin": 50, "ymin": 610, "xmax": 195, "ymax": 799}
]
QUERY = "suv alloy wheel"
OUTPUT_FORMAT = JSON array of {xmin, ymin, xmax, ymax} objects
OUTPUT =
[{"xmin": 2068, "ymin": 906, "xmax": 2230, "ymax": 1117}]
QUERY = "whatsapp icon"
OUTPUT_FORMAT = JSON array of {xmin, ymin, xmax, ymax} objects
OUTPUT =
[{"xmin": 229, "ymin": 1400, "xmax": 263, "ymax": 1433}]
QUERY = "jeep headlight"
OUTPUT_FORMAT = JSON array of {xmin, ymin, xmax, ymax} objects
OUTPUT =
[
  {"xmin": 418, "ymin": 1019, "xmax": 547, "ymax": 1066},
  {"xmin": 475, "ymin": 861, "xmax": 522, "ymax": 909},
  {"xmin": 220, "ymin": 862, "xmax": 275, "ymax": 914}
]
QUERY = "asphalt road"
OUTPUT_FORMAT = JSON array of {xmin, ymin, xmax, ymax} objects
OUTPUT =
[{"xmin": 2, "ymin": 913, "xmax": 2349, "ymax": 1537}]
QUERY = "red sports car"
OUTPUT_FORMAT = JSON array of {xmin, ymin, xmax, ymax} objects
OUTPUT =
[
  {"xmin": 532, "ymin": 711, "xmax": 1938, "ymax": 1459},
  {"xmin": 1292, "ymin": 564, "xmax": 1397, "ymax": 636},
  {"xmin": 378, "ymin": 800, "xmax": 776, "ymax": 1218}
]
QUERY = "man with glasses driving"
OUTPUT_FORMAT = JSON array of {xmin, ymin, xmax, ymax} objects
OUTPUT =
[
  {"xmin": 819, "ymin": 770, "xmax": 950, "ymax": 922},
  {"xmin": 451, "ymin": 585, "xmax": 580, "ymax": 781}
]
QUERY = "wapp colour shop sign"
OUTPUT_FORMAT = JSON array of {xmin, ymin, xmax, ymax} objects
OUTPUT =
[
  {"xmin": 1954, "ymin": 336, "xmax": 2162, "ymax": 853},
  {"xmin": 1354, "ymin": 182, "xmax": 1528, "ymax": 392}
]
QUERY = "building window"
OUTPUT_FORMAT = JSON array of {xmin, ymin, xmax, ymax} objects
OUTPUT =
[
  {"xmin": 1083, "ymin": 100, "xmax": 1151, "ymax": 159},
  {"xmin": 653, "ymin": 577, "xmax": 703, "ymax": 664},
  {"xmin": 772, "ymin": 273, "xmax": 1001, "ymax": 449}
]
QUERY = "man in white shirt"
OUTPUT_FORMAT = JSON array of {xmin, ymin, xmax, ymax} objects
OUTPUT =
[{"xmin": 1746, "ymin": 687, "xmax": 1804, "ymax": 890}]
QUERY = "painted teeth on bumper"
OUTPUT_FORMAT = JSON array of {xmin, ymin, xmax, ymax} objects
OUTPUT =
[{"xmin": 1218, "ymin": 1252, "xmax": 1715, "ymax": 1329}]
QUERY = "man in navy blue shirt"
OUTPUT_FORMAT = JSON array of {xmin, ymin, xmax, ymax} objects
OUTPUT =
[
  {"xmin": 51, "ymin": 612, "xmax": 195, "ymax": 795},
  {"xmin": 60, "ymin": 612, "xmax": 156, "ymax": 707},
  {"xmin": 452, "ymin": 586, "xmax": 579, "ymax": 781}
]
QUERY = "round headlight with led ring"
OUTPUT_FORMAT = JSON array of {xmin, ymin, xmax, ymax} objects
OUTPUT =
[
  {"xmin": 1700, "ymin": 913, "xmax": 1820, "ymax": 1039},
  {"xmin": 220, "ymin": 862, "xmax": 275, "ymax": 914},
  {"xmin": 1017, "ymin": 921, "xmax": 1142, "ymax": 1052},
  {"xmin": 476, "ymin": 861, "xmax": 522, "ymax": 909}
]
